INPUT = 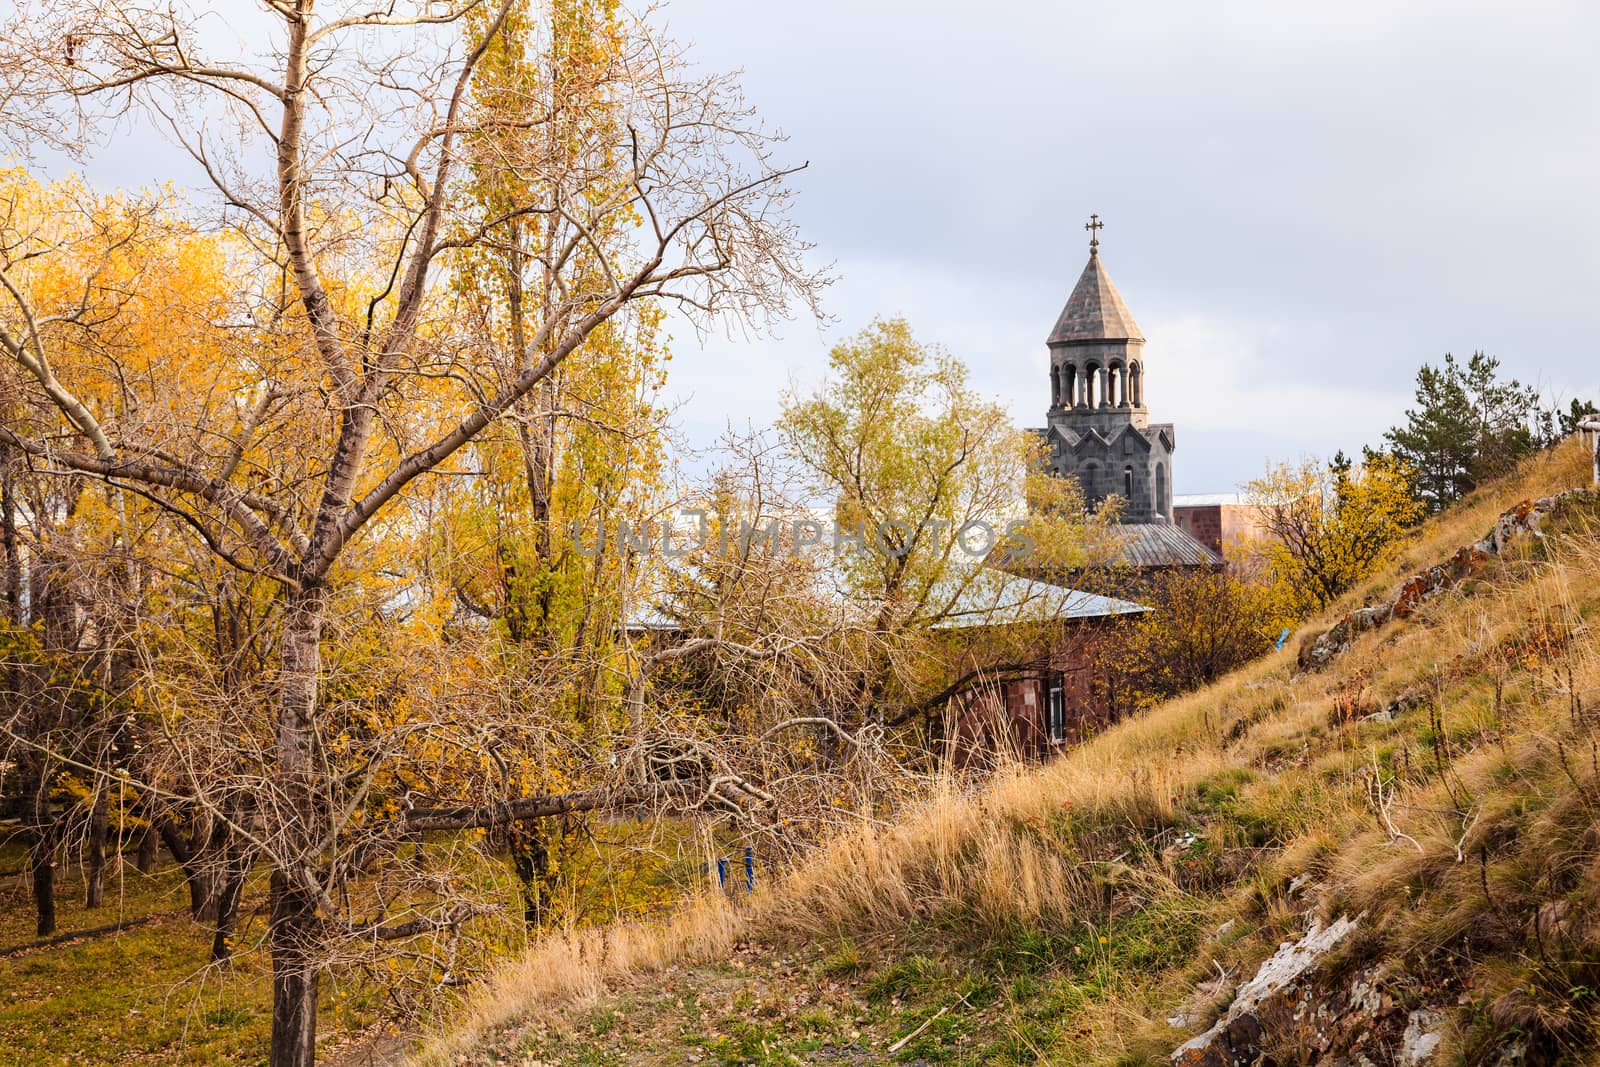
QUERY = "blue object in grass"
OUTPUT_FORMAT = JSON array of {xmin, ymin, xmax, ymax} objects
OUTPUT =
[{"xmin": 1275, "ymin": 628, "xmax": 1290, "ymax": 651}]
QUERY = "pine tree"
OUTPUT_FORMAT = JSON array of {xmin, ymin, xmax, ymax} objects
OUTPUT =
[
  {"xmin": 1556, "ymin": 397, "xmax": 1599, "ymax": 438},
  {"xmin": 1383, "ymin": 352, "xmax": 1538, "ymax": 512}
]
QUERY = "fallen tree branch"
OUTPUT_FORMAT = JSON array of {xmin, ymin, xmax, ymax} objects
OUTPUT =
[
  {"xmin": 888, "ymin": 1006, "xmax": 948, "ymax": 1053},
  {"xmin": 1367, "ymin": 751, "xmax": 1424, "ymax": 854},
  {"xmin": 759, "ymin": 716, "xmax": 864, "ymax": 748}
]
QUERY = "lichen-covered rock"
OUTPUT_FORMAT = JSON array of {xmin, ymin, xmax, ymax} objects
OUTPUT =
[
  {"xmin": 1365, "ymin": 689, "xmax": 1429, "ymax": 724},
  {"xmin": 1401, "ymin": 1008, "xmax": 1447, "ymax": 1065},
  {"xmin": 1166, "ymin": 913, "xmax": 1447, "ymax": 1066},
  {"xmin": 1298, "ymin": 489, "xmax": 1598, "ymax": 672},
  {"xmin": 1390, "ymin": 545, "xmax": 1488, "ymax": 621},
  {"xmin": 1170, "ymin": 915, "xmax": 1360, "ymax": 1066}
]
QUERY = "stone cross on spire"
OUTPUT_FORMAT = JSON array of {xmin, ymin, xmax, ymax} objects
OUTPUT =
[{"xmin": 1084, "ymin": 213, "xmax": 1103, "ymax": 255}]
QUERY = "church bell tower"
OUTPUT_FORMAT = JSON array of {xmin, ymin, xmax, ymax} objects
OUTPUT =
[{"xmin": 1042, "ymin": 217, "xmax": 1175, "ymax": 523}]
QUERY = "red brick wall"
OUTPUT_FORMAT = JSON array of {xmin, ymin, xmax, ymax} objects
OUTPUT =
[
  {"xmin": 1219, "ymin": 505, "xmax": 1268, "ymax": 552},
  {"xmin": 1175, "ymin": 504, "xmax": 1271, "ymax": 560},
  {"xmin": 948, "ymin": 625, "xmax": 1123, "ymax": 765},
  {"xmin": 1174, "ymin": 505, "xmax": 1223, "ymax": 554}
]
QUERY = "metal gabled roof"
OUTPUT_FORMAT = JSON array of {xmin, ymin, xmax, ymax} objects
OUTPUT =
[
  {"xmin": 929, "ymin": 573, "xmax": 1148, "ymax": 629},
  {"xmin": 1109, "ymin": 523, "xmax": 1220, "ymax": 569}
]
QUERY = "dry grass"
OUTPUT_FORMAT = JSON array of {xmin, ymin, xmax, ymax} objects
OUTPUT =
[
  {"xmin": 417, "ymin": 438, "xmax": 1600, "ymax": 1065},
  {"xmin": 410, "ymin": 892, "xmax": 745, "ymax": 1063}
]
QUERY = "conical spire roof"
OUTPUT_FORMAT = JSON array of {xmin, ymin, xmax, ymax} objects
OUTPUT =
[{"xmin": 1047, "ymin": 251, "xmax": 1143, "ymax": 345}]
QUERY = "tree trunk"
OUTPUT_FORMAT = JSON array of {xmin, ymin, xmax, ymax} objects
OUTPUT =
[
  {"xmin": 268, "ymin": 582, "xmax": 327, "ymax": 1067},
  {"xmin": 193, "ymin": 816, "xmax": 223, "ymax": 922},
  {"xmin": 269, "ymin": 870, "xmax": 319, "ymax": 1067},
  {"xmin": 135, "ymin": 829, "xmax": 158, "ymax": 874},
  {"xmin": 211, "ymin": 841, "xmax": 250, "ymax": 964},
  {"xmin": 508, "ymin": 822, "xmax": 553, "ymax": 930},
  {"xmin": 30, "ymin": 838, "xmax": 56, "ymax": 938},
  {"xmin": 85, "ymin": 784, "xmax": 109, "ymax": 909},
  {"xmin": 191, "ymin": 873, "xmax": 218, "ymax": 920},
  {"xmin": 0, "ymin": 444, "xmax": 20, "ymax": 624},
  {"xmin": 159, "ymin": 813, "xmax": 221, "ymax": 920},
  {"xmin": 155, "ymin": 815, "xmax": 191, "ymax": 869},
  {"xmin": 25, "ymin": 754, "xmax": 57, "ymax": 937}
]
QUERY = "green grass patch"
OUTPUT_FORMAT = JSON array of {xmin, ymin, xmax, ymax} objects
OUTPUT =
[{"xmin": 0, "ymin": 837, "xmax": 379, "ymax": 1065}]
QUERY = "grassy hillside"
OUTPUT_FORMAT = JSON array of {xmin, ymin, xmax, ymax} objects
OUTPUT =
[{"xmin": 419, "ymin": 438, "xmax": 1600, "ymax": 1066}]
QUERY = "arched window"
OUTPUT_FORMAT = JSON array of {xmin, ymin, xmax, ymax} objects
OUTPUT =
[
  {"xmin": 1107, "ymin": 363, "xmax": 1122, "ymax": 407},
  {"xmin": 1082, "ymin": 463, "xmax": 1098, "ymax": 505},
  {"xmin": 1123, "ymin": 465, "xmax": 1134, "ymax": 500},
  {"xmin": 1154, "ymin": 462, "xmax": 1167, "ymax": 517},
  {"xmin": 1084, "ymin": 363, "xmax": 1100, "ymax": 408}
]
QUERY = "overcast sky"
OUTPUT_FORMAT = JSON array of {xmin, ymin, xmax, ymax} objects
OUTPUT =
[
  {"xmin": 47, "ymin": 0, "xmax": 1600, "ymax": 494},
  {"xmin": 654, "ymin": 0, "xmax": 1600, "ymax": 492}
]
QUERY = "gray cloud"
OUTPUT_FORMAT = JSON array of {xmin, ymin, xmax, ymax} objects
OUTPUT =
[
  {"xmin": 44, "ymin": 1, "xmax": 1600, "ymax": 493},
  {"xmin": 662, "ymin": 0, "xmax": 1600, "ymax": 491}
]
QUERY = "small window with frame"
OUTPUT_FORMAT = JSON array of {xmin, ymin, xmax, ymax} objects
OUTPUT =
[{"xmin": 1048, "ymin": 675, "xmax": 1066, "ymax": 743}]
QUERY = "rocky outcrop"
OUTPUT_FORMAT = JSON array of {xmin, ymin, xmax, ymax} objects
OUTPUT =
[
  {"xmin": 1171, "ymin": 914, "xmax": 1361, "ymax": 1066},
  {"xmin": 1298, "ymin": 489, "xmax": 1598, "ymax": 671},
  {"xmin": 1169, "ymin": 912, "xmax": 1453, "ymax": 1067}
]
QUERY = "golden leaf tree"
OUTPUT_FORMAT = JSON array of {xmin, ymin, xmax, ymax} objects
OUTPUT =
[
  {"xmin": 0, "ymin": 2, "xmax": 820, "ymax": 1063},
  {"xmin": 1244, "ymin": 452, "xmax": 1424, "ymax": 614},
  {"xmin": 776, "ymin": 317, "xmax": 1117, "ymax": 751}
]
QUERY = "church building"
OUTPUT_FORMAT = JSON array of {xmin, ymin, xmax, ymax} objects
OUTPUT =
[
  {"xmin": 948, "ymin": 219, "xmax": 1222, "ymax": 765},
  {"xmin": 1032, "ymin": 218, "xmax": 1219, "ymax": 571}
]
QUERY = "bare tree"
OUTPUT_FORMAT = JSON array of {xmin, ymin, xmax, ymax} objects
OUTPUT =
[
  {"xmin": 0, "ymin": 2, "xmax": 819, "ymax": 1062},
  {"xmin": 616, "ymin": 431, "xmax": 930, "ymax": 849}
]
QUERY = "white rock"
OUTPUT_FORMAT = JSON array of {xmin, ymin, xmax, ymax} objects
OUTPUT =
[
  {"xmin": 1401, "ymin": 1008, "xmax": 1446, "ymax": 1065},
  {"xmin": 1171, "ymin": 915, "xmax": 1360, "ymax": 1064}
]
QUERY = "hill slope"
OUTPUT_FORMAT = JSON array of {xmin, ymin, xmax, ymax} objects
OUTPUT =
[{"xmin": 419, "ymin": 439, "xmax": 1600, "ymax": 1067}]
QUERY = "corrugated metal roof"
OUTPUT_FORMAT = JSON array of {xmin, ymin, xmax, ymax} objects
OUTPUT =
[
  {"xmin": 626, "ymin": 569, "xmax": 1147, "ymax": 634},
  {"xmin": 930, "ymin": 575, "xmax": 1148, "ymax": 629},
  {"xmin": 1110, "ymin": 523, "xmax": 1221, "ymax": 569},
  {"xmin": 622, "ymin": 604, "xmax": 681, "ymax": 632}
]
